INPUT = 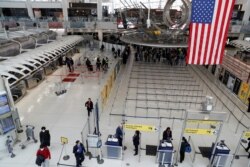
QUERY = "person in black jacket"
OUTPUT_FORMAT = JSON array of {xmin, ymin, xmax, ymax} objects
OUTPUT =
[
  {"xmin": 245, "ymin": 138, "xmax": 250, "ymax": 158},
  {"xmin": 85, "ymin": 98, "xmax": 93, "ymax": 117},
  {"xmin": 73, "ymin": 140, "xmax": 86, "ymax": 167},
  {"xmin": 133, "ymin": 130, "xmax": 140, "ymax": 156},
  {"xmin": 39, "ymin": 127, "xmax": 51, "ymax": 147},
  {"xmin": 162, "ymin": 127, "xmax": 172, "ymax": 141},
  {"xmin": 180, "ymin": 137, "xmax": 188, "ymax": 163}
]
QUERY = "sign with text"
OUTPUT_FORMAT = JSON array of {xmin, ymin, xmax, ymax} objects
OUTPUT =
[
  {"xmin": 124, "ymin": 124, "xmax": 157, "ymax": 132},
  {"xmin": 184, "ymin": 128, "xmax": 216, "ymax": 135}
]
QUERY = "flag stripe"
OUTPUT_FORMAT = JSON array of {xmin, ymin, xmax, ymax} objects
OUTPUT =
[
  {"xmin": 199, "ymin": 25, "xmax": 208, "ymax": 64},
  {"xmin": 188, "ymin": 24, "xmax": 196, "ymax": 64},
  {"xmin": 208, "ymin": 0, "xmax": 222, "ymax": 64},
  {"xmin": 214, "ymin": 0, "xmax": 230, "ymax": 64},
  {"xmin": 197, "ymin": 25, "xmax": 205, "ymax": 64},
  {"xmin": 194, "ymin": 24, "xmax": 202, "ymax": 64},
  {"xmin": 211, "ymin": 0, "xmax": 226, "ymax": 64},
  {"xmin": 187, "ymin": 0, "xmax": 235, "ymax": 65},
  {"xmin": 217, "ymin": 0, "xmax": 235, "ymax": 64}
]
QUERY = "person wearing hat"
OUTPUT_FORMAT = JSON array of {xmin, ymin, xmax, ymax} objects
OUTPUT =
[
  {"xmin": 39, "ymin": 127, "xmax": 51, "ymax": 147},
  {"xmin": 73, "ymin": 140, "xmax": 86, "ymax": 167}
]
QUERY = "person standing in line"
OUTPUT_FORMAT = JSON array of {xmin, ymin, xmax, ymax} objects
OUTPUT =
[
  {"xmin": 247, "ymin": 98, "xmax": 250, "ymax": 113},
  {"xmin": 85, "ymin": 98, "xmax": 93, "ymax": 117},
  {"xmin": 36, "ymin": 144, "xmax": 51, "ymax": 167},
  {"xmin": 245, "ymin": 138, "xmax": 250, "ymax": 158},
  {"xmin": 39, "ymin": 127, "xmax": 51, "ymax": 147},
  {"xmin": 162, "ymin": 127, "xmax": 172, "ymax": 141},
  {"xmin": 73, "ymin": 140, "xmax": 86, "ymax": 167},
  {"xmin": 116, "ymin": 124, "xmax": 123, "ymax": 147},
  {"xmin": 133, "ymin": 130, "xmax": 140, "ymax": 156},
  {"xmin": 96, "ymin": 57, "xmax": 101, "ymax": 71},
  {"xmin": 180, "ymin": 137, "xmax": 188, "ymax": 163}
]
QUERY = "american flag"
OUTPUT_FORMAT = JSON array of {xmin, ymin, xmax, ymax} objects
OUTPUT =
[{"xmin": 186, "ymin": 0, "xmax": 235, "ymax": 65}]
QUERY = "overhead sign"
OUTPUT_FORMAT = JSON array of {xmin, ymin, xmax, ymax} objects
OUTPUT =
[
  {"xmin": 244, "ymin": 132, "xmax": 250, "ymax": 138},
  {"xmin": 61, "ymin": 137, "xmax": 68, "ymax": 144},
  {"xmin": 187, "ymin": 120, "xmax": 219, "ymax": 125},
  {"xmin": 124, "ymin": 124, "xmax": 157, "ymax": 132},
  {"xmin": 184, "ymin": 128, "xmax": 216, "ymax": 135}
]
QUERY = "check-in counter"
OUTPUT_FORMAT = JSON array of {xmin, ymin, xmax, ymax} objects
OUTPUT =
[
  {"xmin": 157, "ymin": 140, "xmax": 175, "ymax": 166},
  {"xmin": 104, "ymin": 135, "xmax": 122, "ymax": 159},
  {"xmin": 25, "ymin": 69, "xmax": 45, "ymax": 89},
  {"xmin": 10, "ymin": 81, "xmax": 27, "ymax": 103}
]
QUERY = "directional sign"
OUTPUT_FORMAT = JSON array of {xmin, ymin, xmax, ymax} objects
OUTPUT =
[
  {"xmin": 61, "ymin": 137, "xmax": 68, "ymax": 144},
  {"xmin": 184, "ymin": 128, "xmax": 216, "ymax": 135},
  {"xmin": 244, "ymin": 132, "xmax": 250, "ymax": 139},
  {"xmin": 124, "ymin": 124, "xmax": 157, "ymax": 132},
  {"xmin": 187, "ymin": 120, "xmax": 219, "ymax": 125}
]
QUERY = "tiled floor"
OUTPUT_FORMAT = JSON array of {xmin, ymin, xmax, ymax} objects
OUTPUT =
[{"xmin": 1, "ymin": 47, "xmax": 250, "ymax": 167}]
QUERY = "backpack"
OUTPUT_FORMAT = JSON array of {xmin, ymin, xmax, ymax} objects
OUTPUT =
[
  {"xmin": 185, "ymin": 144, "xmax": 192, "ymax": 153},
  {"xmin": 36, "ymin": 155, "xmax": 45, "ymax": 166}
]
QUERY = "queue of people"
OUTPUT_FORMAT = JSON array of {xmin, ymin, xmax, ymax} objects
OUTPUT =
[{"xmin": 134, "ymin": 45, "xmax": 186, "ymax": 66}]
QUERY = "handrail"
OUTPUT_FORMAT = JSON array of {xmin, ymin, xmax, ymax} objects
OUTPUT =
[{"xmin": 189, "ymin": 65, "xmax": 249, "ymax": 129}]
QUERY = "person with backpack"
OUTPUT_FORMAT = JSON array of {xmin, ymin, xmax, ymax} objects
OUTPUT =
[
  {"xmin": 36, "ymin": 144, "xmax": 51, "ymax": 167},
  {"xmin": 180, "ymin": 137, "xmax": 190, "ymax": 163},
  {"xmin": 73, "ymin": 140, "xmax": 86, "ymax": 167},
  {"xmin": 133, "ymin": 130, "xmax": 140, "ymax": 156}
]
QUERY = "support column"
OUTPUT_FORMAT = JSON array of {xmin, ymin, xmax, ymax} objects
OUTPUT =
[
  {"xmin": 62, "ymin": 0, "xmax": 69, "ymax": 21},
  {"xmin": 97, "ymin": 0, "xmax": 103, "ymax": 21},
  {"xmin": 26, "ymin": 0, "xmax": 34, "ymax": 20},
  {"xmin": 98, "ymin": 30, "xmax": 103, "ymax": 41},
  {"xmin": 0, "ymin": 8, "xmax": 4, "ymax": 19}
]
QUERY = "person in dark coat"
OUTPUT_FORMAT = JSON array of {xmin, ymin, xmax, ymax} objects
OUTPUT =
[
  {"xmin": 96, "ymin": 57, "xmax": 101, "ymax": 71},
  {"xmin": 133, "ymin": 130, "xmax": 140, "ymax": 155},
  {"xmin": 180, "ymin": 137, "xmax": 188, "ymax": 163},
  {"xmin": 85, "ymin": 98, "xmax": 93, "ymax": 117},
  {"xmin": 162, "ymin": 127, "xmax": 172, "ymax": 141},
  {"xmin": 247, "ymin": 98, "xmax": 250, "ymax": 113},
  {"xmin": 116, "ymin": 124, "xmax": 123, "ymax": 147},
  {"xmin": 245, "ymin": 137, "xmax": 250, "ymax": 158},
  {"xmin": 39, "ymin": 127, "xmax": 51, "ymax": 147},
  {"xmin": 73, "ymin": 140, "xmax": 86, "ymax": 167},
  {"xmin": 65, "ymin": 57, "xmax": 73, "ymax": 72}
]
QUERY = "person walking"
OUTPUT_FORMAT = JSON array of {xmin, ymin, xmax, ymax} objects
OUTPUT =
[
  {"xmin": 73, "ymin": 140, "xmax": 86, "ymax": 167},
  {"xmin": 133, "ymin": 130, "xmax": 140, "ymax": 156},
  {"xmin": 85, "ymin": 98, "xmax": 93, "ymax": 117},
  {"xmin": 116, "ymin": 124, "xmax": 123, "ymax": 147},
  {"xmin": 65, "ymin": 57, "xmax": 73, "ymax": 72},
  {"xmin": 162, "ymin": 127, "xmax": 172, "ymax": 141},
  {"xmin": 39, "ymin": 127, "xmax": 51, "ymax": 147},
  {"xmin": 180, "ymin": 137, "xmax": 188, "ymax": 163},
  {"xmin": 96, "ymin": 57, "xmax": 101, "ymax": 71},
  {"xmin": 36, "ymin": 144, "xmax": 51, "ymax": 167}
]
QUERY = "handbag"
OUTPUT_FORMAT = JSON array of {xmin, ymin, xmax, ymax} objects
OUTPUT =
[{"xmin": 185, "ymin": 144, "xmax": 192, "ymax": 153}]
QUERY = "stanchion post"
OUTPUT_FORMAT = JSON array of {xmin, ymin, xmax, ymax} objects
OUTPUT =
[
  {"xmin": 235, "ymin": 113, "xmax": 244, "ymax": 134},
  {"xmin": 231, "ymin": 131, "xmax": 245, "ymax": 167},
  {"xmin": 175, "ymin": 110, "xmax": 188, "ymax": 166},
  {"xmin": 208, "ymin": 122, "xmax": 224, "ymax": 167}
]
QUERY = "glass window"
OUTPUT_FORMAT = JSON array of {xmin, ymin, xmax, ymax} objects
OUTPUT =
[
  {"xmin": 0, "ymin": 94, "xmax": 11, "ymax": 115},
  {"xmin": 0, "ymin": 116, "xmax": 15, "ymax": 134}
]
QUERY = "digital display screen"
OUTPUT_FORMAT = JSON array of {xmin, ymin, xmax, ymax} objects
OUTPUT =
[{"xmin": 0, "ymin": 94, "xmax": 11, "ymax": 115}]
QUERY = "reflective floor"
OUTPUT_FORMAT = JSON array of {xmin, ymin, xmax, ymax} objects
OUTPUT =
[{"xmin": 0, "ymin": 47, "xmax": 250, "ymax": 167}]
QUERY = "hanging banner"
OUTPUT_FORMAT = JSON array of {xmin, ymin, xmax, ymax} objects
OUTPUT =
[
  {"xmin": 124, "ymin": 124, "xmax": 157, "ymax": 132},
  {"xmin": 238, "ymin": 82, "xmax": 249, "ymax": 102},
  {"xmin": 244, "ymin": 132, "xmax": 250, "ymax": 138},
  {"xmin": 187, "ymin": 120, "xmax": 219, "ymax": 125},
  {"xmin": 184, "ymin": 128, "xmax": 216, "ymax": 135},
  {"xmin": 61, "ymin": 137, "xmax": 68, "ymax": 144}
]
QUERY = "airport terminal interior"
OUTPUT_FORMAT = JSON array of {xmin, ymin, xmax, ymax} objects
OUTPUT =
[{"xmin": 0, "ymin": 0, "xmax": 250, "ymax": 167}]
